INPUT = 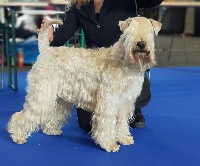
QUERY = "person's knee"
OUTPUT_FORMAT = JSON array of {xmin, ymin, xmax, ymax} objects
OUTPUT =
[
  {"xmin": 135, "ymin": 76, "xmax": 151, "ymax": 109},
  {"xmin": 135, "ymin": 91, "xmax": 151, "ymax": 109},
  {"xmin": 77, "ymin": 108, "xmax": 92, "ymax": 133}
]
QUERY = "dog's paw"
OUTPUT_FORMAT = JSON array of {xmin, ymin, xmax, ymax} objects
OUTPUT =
[
  {"xmin": 43, "ymin": 129, "xmax": 62, "ymax": 136},
  {"xmin": 12, "ymin": 137, "xmax": 27, "ymax": 144},
  {"xmin": 104, "ymin": 143, "xmax": 120, "ymax": 152},
  {"xmin": 117, "ymin": 135, "xmax": 134, "ymax": 145}
]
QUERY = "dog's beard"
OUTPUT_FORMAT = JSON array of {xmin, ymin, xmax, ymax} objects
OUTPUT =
[{"xmin": 129, "ymin": 46, "xmax": 153, "ymax": 71}]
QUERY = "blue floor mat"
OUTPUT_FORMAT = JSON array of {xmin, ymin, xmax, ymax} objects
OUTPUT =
[{"xmin": 0, "ymin": 67, "xmax": 200, "ymax": 166}]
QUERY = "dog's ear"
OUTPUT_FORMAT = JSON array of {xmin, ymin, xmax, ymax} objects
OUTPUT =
[
  {"xmin": 149, "ymin": 19, "xmax": 162, "ymax": 36},
  {"xmin": 119, "ymin": 17, "xmax": 132, "ymax": 31}
]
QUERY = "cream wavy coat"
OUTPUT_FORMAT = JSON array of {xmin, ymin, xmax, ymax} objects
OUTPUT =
[{"xmin": 7, "ymin": 17, "xmax": 161, "ymax": 152}]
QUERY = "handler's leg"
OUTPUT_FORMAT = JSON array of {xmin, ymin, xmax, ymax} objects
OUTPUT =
[
  {"xmin": 129, "ymin": 75, "xmax": 151, "ymax": 128},
  {"xmin": 77, "ymin": 108, "xmax": 92, "ymax": 133}
]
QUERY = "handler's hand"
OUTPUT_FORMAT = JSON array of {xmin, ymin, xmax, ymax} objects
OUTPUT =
[{"xmin": 36, "ymin": 17, "xmax": 54, "ymax": 42}]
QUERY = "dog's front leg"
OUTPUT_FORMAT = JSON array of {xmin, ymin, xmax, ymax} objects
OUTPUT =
[
  {"xmin": 116, "ymin": 103, "xmax": 134, "ymax": 145},
  {"xmin": 91, "ymin": 89, "xmax": 119, "ymax": 152}
]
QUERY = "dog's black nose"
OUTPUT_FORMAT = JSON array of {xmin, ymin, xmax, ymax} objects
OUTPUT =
[{"xmin": 136, "ymin": 41, "xmax": 146, "ymax": 50}]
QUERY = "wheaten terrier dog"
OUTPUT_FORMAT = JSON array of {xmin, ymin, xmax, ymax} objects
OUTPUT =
[{"xmin": 7, "ymin": 17, "xmax": 161, "ymax": 152}]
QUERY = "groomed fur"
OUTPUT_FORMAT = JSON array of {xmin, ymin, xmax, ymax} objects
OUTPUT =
[{"xmin": 8, "ymin": 17, "xmax": 161, "ymax": 152}]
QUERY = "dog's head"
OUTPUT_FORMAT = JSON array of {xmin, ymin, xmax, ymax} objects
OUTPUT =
[{"xmin": 119, "ymin": 17, "xmax": 162, "ymax": 71}]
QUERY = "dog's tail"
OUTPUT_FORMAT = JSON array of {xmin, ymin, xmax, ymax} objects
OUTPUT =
[{"xmin": 38, "ymin": 19, "xmax": 63, "ymax": 51}]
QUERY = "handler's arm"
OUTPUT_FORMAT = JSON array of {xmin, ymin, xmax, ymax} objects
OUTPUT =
[{"xmin": 50, "ymin": 6, "xmax": 79, "ymax": 47}]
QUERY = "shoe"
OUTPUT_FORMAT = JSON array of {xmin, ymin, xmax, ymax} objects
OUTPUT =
[{"xmin": 129, "ymin": 109, "xmax": 145, "ymax": 128}]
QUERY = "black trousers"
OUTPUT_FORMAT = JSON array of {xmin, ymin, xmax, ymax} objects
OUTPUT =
[{"xmin": 77, "ymin": 75, "xmax": 151, "ymax": 132}]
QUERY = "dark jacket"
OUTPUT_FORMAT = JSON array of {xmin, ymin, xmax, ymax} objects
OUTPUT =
[{"xmin": 51, "ymin": 0, "xmax": 163, "ymax": 47}]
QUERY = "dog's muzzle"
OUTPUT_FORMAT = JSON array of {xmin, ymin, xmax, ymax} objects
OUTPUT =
[
  {"xmin": 129, "ymin": 41, "xmax": 151, "ymax": 63},
  {"xmin": 134, "ymin": 41, "xmax": 150, "ymax": 55}
]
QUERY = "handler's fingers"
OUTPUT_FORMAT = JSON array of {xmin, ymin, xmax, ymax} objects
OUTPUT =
[{"xmin": 42, "ymin": 16, "xmax": 50, "ymax": 23}]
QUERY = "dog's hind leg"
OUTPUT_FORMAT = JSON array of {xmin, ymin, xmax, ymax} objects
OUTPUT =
[
  {"xmin": 7, "ymin": 109, "xmax": 40, "ymax": 144},
  {"xmin": 7, "ymin": 88, "xmax": 59, "ymax": 144},
  {"xmin": 7, "ymin": 81, "xmax": 51, "ymax": 144},
  {"xmin": 42, "ymin": 98, "xmax": 72, "ymax": 135},
  {"xmin": 7, "ymin": 74, "xmax": 61, "ymax": 143}
]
